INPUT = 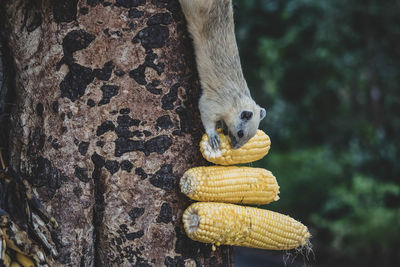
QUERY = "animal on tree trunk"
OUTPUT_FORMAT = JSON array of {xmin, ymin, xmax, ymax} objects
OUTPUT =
[{"xmin": 179, "ymin": 0, "xmax": 267, "ymax": 149}]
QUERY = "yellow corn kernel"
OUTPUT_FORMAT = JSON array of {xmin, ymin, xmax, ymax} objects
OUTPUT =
[
  {"xmin": 16, "ymin": 253, "xmax": 35, "ymax": 267},
  {"xmin": 200, "ymin": 130, "xmax": 271, "ymax": 165},
  {"xmin": 183, "ymin": 202, "xmax": 310, "ymax": 250},
  {"xmin": 180, "ymin": 166, "xmax": 280, "ymax": 204}
]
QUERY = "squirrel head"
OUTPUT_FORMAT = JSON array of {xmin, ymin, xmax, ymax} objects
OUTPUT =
[{"xmin": 224, "ymin": 100, "xmax": 266, "ymax": 149}]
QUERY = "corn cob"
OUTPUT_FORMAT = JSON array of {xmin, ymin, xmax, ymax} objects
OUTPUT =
[
  {"xmin": 200, "ymin": 130, "xmax": 271, "ymax": 165},
  {"xmin": 180, "ymin": 166, "xmax": 280, "ymax": 204},
  {"xmin": 183, "ymin": 202, "xmax": 310, "ymax": 250}
]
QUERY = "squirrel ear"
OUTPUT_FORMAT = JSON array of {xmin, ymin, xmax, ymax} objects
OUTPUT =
[{"xmin": 260, "ymin": 108, "xmax": 266, "ymax": 120}]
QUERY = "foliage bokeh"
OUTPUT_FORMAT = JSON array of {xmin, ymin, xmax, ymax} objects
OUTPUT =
[{"xmin": 234, "ymin": 0, "xmax": 400, "ymax": 266}]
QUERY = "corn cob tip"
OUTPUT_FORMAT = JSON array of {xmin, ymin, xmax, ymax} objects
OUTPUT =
[
  {"xmin": 180, "ymin": 172, "xmax": 196, "ymax": 196},
  {"xmin": 200, "ymin": 139, "xmax": 222, "ymax": 159},
  {"xmin": 183, "ymin": 211, "xmax": 201, "ymax": 235}
]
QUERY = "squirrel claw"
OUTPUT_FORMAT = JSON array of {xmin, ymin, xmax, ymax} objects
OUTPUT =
[{"xmin": 209, "ymin": 134, "xmax": 220, "ymax": 150}]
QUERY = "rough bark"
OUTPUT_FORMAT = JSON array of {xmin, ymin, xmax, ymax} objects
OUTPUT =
[{"xmin": 1, "ymin": 0, "xmax": 233, "ymax": 266}]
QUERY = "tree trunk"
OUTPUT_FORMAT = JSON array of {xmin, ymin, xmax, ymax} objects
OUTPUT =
[{"xmin": 1, "ymin": 0, "xmax": 232, "ymax": 266}]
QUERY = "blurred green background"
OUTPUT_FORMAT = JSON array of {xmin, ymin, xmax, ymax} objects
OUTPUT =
[{"xmin": 233, "ymin": 0, "xmax": 400, "ymax": 266}]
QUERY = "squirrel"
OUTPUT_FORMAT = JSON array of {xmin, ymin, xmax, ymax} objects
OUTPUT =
[{"xmin": 179, "ymin": 0, "xmax": 266, "ymax": 149}]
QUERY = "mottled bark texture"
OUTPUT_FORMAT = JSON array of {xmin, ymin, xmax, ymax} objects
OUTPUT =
[{"xmin": 1, "ymin": 0, "xmax": 232, "ymax": 266}]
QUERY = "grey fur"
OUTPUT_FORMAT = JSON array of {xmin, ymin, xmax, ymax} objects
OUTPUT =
[{"xmin": 179, "ymin": 0, "xmax": 266, "ymax": 149}]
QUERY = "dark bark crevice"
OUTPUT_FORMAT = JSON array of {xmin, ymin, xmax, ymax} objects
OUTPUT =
[
  {"xmin": 91, "ymin": 153, "xmax": 106, "ymax": 267},
  {"xmin": 0, "ymin": 6, "xmax": 17, "ymax": 165}
]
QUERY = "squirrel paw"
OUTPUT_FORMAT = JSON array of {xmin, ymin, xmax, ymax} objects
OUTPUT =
[{"xmin": 209, "ymin": 133, "xmax": 220, "ymax": 150}]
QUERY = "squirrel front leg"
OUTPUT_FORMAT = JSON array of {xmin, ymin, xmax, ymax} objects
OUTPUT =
[{"xmin": 199, "ymin": 97, "xmax": 220, "ymax": 149}]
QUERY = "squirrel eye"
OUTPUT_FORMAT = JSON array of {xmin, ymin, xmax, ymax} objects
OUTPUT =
[
  {"xmin": 240, "ymin": 111, "xmax": 253, "ymax": 121},
  {"xmin": 237, "ymin": 130, "xmax": 244, "ymax": 138}
]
